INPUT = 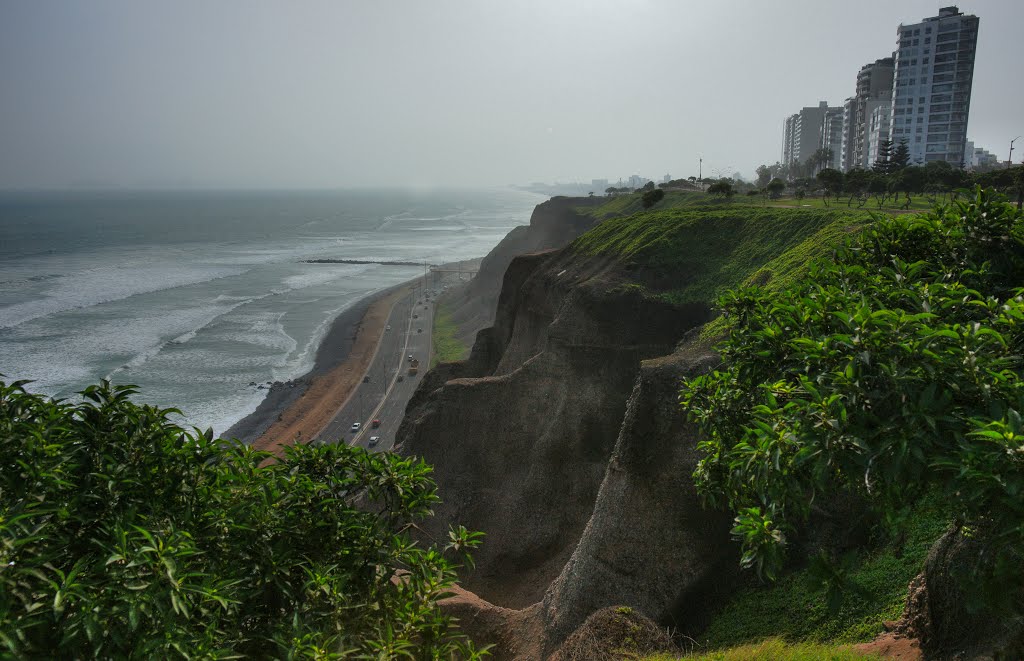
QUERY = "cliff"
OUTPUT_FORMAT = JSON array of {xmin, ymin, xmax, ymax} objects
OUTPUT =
[
  {"xmin": 396, "ymin": 196, "xmax": 875, "ymax": 655},
  {"xmin": 398, "ymin": 245, "xmax": 713, "ymax": 608}
]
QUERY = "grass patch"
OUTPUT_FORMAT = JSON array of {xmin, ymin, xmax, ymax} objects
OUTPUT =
[
  {"xmin": 430, "ymin": 301, "xmax": 468, "ymax": 368},
  {"xmin": 577, "ymin": 191, "xmax": 741, "ymax": 220},
  {"xmin": 571, "ymin": 206, "xmax": 870, "ymax": 305},
  {"xmin": 697, "ymin": 501, "xmax": 948, "ymax": 648},
  {"xmin": 645, "ymin": 637, "xmax": 878, "ymax": 660}
]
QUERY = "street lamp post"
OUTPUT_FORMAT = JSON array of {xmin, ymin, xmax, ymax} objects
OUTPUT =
[{"xmin": 1010, "ymin": 137, "xmax": 1021, "ymax": 169}]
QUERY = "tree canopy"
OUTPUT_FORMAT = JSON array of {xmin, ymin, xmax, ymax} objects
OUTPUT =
[
  {"xmin": 0, "ymin": 381, "xmax": 485, "ymax": 658},
  {"xmin": 681, "ymin": 189, "xmax": 1024, "ymax": 606}
]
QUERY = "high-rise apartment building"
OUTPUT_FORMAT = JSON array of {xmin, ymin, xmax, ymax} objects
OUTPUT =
[
  {"xmin": 866, "ymin": 103, "xmax": 893, "ymax": 166},
  {"xmin": 781, "ymin": 101, "xmax": 838, "ymax": 169},
  {"xmin": 840, "ymin": 57, "xmax": 895, "ymax": 171},
  {"xmin": 889, "ymin": 6, "xmax": 979, "ymax": 166},
  {"xmin": 820, "ymin": 107, "xmax": 845, "ymax": 171},
  {"xmin": 839, "ymin": 97, "xmax": 858, "ymax": 171}
]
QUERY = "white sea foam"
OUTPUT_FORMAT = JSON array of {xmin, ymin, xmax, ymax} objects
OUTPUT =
[{"xmin": 0, "ymin": 261, "xmax": 247, "ymax": 329}]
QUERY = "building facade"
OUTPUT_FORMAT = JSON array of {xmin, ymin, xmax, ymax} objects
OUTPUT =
[
  {"xmin": 844, "ymin": 57, "xmax": 896, "ymax": 171},
  {"xmin": 889, "ymin": 6, "xmax": 979, "ymax": 166},
  {"xmin": 866, "ymin": 103, "xmax": 893, "ymax": 167},
  {"xmin": 965, "ymin": 141, "xmax": 999, "ymax": 171},
  {"xmin": 820, "ymin": 107, "xmax": 845, "ymax": 171},
  {"xmin": 781, "ymin": 101, "xmax": 838, "ymax": 169}
]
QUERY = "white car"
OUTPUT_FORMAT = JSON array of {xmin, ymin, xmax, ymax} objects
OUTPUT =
[
  {"xmin": 385, "ymin": 324, "xmax": 391, "ymax": 331},
  {"xmin": 350, "ymin": 422, "xmax": 361, "ymax": 432},
  {"xmin": 368, "ymin": 436, "xmax": 380, "ymax": 447}
]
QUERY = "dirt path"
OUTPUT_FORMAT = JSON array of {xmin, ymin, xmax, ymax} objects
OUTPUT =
[{"xmin": 251, "ymin": 285, "xmax": 414, "ymax": 458}]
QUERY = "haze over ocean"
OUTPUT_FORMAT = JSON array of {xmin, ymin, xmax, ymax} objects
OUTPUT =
[{"xmin": 0, "ymin": 188, "xmax": 541, "ymax": 434}]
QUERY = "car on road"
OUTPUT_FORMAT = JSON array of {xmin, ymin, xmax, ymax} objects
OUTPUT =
[
  {"xmin": 350, "ymin": 422, "xmax": 361, "ymax": 432},
  {"xmin": 368, "ymin": 436, "xmax": 380, "ymax": 447},
  {"xmin": 363, "ymin": 375, "xmax": 370, "ymax": 383},
  {"xmin": 371, "ymin": 419, "xmax": 381, "ymax": 428},
  {"xmin": 408, "ymin": 355, "xmax": 414, "ymax": 361},
  {"xmin": 386, "ymin": 324, "xmax": 391, "ymax": 331},
  {"xmin": 417, "ymin": 328, "xmax": 422, "ymax": 333},
  {"xmin": 397, "ymin": 375, "xmax": 404, "ymax": 382}
]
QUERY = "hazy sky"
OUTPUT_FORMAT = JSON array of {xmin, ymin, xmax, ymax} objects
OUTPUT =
[{"xmin": 1, "ymin": 1, "xmax": 1021, "ymax": 189}]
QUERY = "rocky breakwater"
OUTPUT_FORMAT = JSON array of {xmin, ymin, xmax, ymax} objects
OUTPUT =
[{"xmin": 395, "ymin": 239, "xmax": 713, "ymax": 612}]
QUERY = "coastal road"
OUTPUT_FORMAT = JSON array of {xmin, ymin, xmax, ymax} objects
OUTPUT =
[{"xmin": 315, "ymin": 286, "xmax": 435, "ymax": 451}]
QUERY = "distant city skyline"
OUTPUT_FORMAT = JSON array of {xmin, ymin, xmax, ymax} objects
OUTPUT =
[
  {"xmin": 779, "ymin": 6, "xmax": 986, "ymax": 177},
  {"xmin": 0, "ymin": 1, "xmax": 1021, "ymax": 190}
]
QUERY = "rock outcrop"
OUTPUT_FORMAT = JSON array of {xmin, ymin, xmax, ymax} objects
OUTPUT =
[{"xmin": 895, "ymin": 527, "xmax": 1024, "ymax": 659}]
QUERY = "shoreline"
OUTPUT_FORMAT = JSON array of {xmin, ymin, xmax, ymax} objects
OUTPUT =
[
  {"xmin": 223, "ymin": 281, "xmax": 415, "ymax": 449},
  {"xmin": 224, "ymin": 256, "xmax": 485, "ymax": 457}
]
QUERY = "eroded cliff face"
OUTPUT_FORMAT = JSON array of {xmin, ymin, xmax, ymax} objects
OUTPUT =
[
  {"xmin": 395, "ymin": 241, "xmax": 712, "ymax": 609},
  {"xmin": 540, "ymin": 340, "xmax": 738, "ymax": 648}
]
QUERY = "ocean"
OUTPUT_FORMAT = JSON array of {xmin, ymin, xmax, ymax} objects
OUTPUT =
[{"xmin": 0, "ymin": 188, "xmax": 542, "ymax": 434}]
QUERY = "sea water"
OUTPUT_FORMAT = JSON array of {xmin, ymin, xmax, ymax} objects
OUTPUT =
[{"xmin": 0, "ymin": 188, "xmax": 542, "ymax": 434}]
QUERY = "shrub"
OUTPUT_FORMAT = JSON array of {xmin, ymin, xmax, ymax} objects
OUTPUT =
[
  {"xmin": 0, "ymin": 380, "xmax": 485, "ymax": 658},
  {"xmin": 680, "ymin": 189, "xmax": 1024, "ymax": 602},
  {"xmin": 642, "ymin": 188, "xmax": 666, "ymax": 209}
]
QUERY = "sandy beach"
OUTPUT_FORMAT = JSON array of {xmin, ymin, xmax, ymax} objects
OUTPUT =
[{"xmin": 225, "ymin": 282, "xmax": 415, "ymax": 457}]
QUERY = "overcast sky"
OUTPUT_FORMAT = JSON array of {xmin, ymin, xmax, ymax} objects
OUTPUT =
[{"xmin": 0, "ymin": 1, "xmax": 1020, "ymax": 190}]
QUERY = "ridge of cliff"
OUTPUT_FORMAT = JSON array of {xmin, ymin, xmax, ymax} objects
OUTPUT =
[{"xmin": 442, "ymin": 196, "xmax": 605, "ymax": 347}]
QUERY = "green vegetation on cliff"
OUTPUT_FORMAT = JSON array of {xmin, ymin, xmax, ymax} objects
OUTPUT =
[
  {"xmin": 698, "ymin": 500, "xmax": 947, "ymax": 647},
  {"xmin": 682, "ymin": 189, "xmax": 1024, "ymax": 646},
  {"xmin": 572, "ymin": 206, "xmax": 871, "ymax": 305},
  {"xmin": 0, "ymin": 380, "xmax": 484, "ymax": 658},
  {"xmin": 431, "ymin": 300, "xmax": 470, "ymax": 368},
  {"xmin": 648, "ymin": 637, "xmax": 877, "ymax": 660}
]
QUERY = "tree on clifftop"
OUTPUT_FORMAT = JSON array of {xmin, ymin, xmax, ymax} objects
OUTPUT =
[
  {"xmin": 707, "ymin": 180, "xmax": 735, "ymax": 199},
  {"xmin": 891, "ymin": 139, "xmax": 911, "ymax": 170},
  {"xmin": 815, "ymin": 168, "xmax": 843, "ymax": 206},
  {"xmin": 641, "ymin": 188, "xmax": 666, "ymax": 208}
]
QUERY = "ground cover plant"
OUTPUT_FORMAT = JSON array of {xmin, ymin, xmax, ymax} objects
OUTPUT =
[
  {"xmin": 0, "ymin": 380, "xmax": 485, "ymax": 658},
  {"xmin": 681, "ymin": 189, "xmax": 1024, "ymax": 613},
  {"xmin": 431, "ymin": 301, "xmax": 469, "ymax": 368},
  {"xmin": 572, "ymin": 206, "xmax": 870, "ymax": 305}
]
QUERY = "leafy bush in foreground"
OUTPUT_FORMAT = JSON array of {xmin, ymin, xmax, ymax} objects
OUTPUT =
[
  {"xmin": 0, "ymin": 380, "xmax": 484, "ymax": 658},
  {"xmin": 681, "ymin": 189, "xmax": 1024, "ymax": 601}
]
